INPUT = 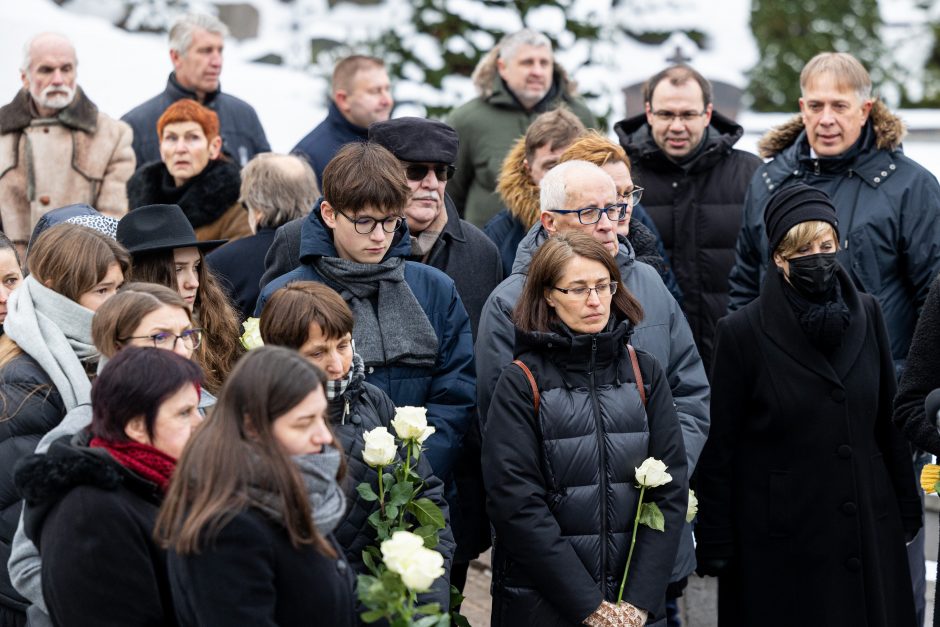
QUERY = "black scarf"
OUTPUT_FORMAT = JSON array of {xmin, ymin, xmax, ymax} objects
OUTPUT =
[
  {"xmin": 126, "ymin": 159, "xmax": 241, "ymax": 228},
  {"xmin": 781, "ymin": 272, "xmax": 850, "ymax": 353}
]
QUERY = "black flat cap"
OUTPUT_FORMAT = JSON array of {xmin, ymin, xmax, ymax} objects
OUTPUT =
[
  {"xmin": 764, "ymin": 183, "xmax": 839, "ymax": 253},
  {"xmin": 117, "ymin": 204, "xmax": 227, "ymax": 254},
  {"xmin": 369, "ymin": 117, "xmax": 459, "ymax": 164}
]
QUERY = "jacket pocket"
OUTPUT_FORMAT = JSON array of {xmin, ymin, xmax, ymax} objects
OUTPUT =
[
  {"xmin": 768, "ymin": 471, "xmax": 792, "ymax": 537},
  {"xmin": 870, "ymin": 453, "xmax": 890, "ymax": 519}
]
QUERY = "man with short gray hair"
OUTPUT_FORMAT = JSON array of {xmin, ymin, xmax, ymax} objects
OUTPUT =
[
  {"xmin": 0, "ymin": 32, "xmax": 134, "ymax": 257},
  {"xmin": 447, "ymin": 28, "xmax": 596, "ymax": 228},
  {"xmin": 122, "ymin": 12, "xmax": 270, "ymax": 168},
  {"xmin": 207, "ymin": 153, "xmax": 317, "ymax": 320}
]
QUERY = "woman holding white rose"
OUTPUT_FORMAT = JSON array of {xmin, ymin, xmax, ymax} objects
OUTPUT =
[
  {"xmin": 258, "ymin": 281, "xmax": 455, "ymax": 614},
  {"xmin": 155, "ymin": 346, "xmax": 357, "ymax": 626},
  {"xmin": 482, "ymin": 233, "xmax": 688, "ymax": 626}
]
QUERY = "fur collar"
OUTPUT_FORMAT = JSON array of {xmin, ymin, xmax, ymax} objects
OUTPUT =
[
  {"xmin": 496, "ymin": 135, "xmax": 541, "ymax": 229},
  {"xmin": 0, "ymin": 87, "xmax": 98, "ymax": 134},
  {"xmin": 16, "ymin": 442, "xmax": 122, "ymax": 507},
  {"xmin": 471, "ymin": 47, "xmax": 579, "ymax": 99},
  {"xmin": 757, "ymin": 100, "xmax": 905, "ymax": 158},
  {"xmin": 127, "ymin": 159, "xmax": 241, "ymax": 228}
]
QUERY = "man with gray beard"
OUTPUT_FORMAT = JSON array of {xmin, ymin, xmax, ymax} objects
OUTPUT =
[{"xmin": 0, "ymin": 32, "xmax": 134, "ymax": 258}]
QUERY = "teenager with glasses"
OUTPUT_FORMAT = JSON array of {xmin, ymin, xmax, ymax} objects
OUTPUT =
[
  {"xmin": 482, "ymin": 232, "xmax": 688, "ymax": 626},
  {"xmin": 257, "ymin": 143, "xmax": 476, "ymax": 573}
]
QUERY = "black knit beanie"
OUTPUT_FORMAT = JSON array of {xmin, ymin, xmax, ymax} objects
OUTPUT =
[{"xmin": 764, "ymin": 183, "xmax": 840, "ymax": 253}]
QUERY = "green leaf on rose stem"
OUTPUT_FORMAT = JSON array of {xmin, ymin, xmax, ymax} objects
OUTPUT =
[
  {"xmin": 450, "ymin": 611, "xmax": 470, "ymax": 627},
  {"xmin": 362, "ymin": 549, "xmax": 379, "ymax": 575},
  {"xmin": 449, "ymin": 584, "xmax": 465, "ymax": 608},
  {"xmin": 414, "ymin": 616, "xmax": 443, "ymax": 627},
  {"xmin": 415, "ymin": 603, "xmax": 442, "ymax": 614},
  {"xmin": 360, "ymin": 609, "xmax": 386, "ymax": 623},
  {"xmin": 638, "ymin": 501, "xmax": 665, "ymax": 532},
  {"xmin": 413, "ymin": 524, "xmax": 440, "ymax": 548},
  {"xmin": 383, "ymin": 472, "xmax": 395, "ymax": 487},
  {"xmin": 385, "ymin": 505, "xmax": 399, "ymax": 520},
  {"xmin": 410, "ymin": 497, "xmax": 446, "ymax": 529},
  {"xmin": 367, "ymin": 509, "xmax": 384, "ymax": 529},
  {"xmin": 389, "ymin": 480, "xmax": 414, "ymax": 507},
  {"xmin": 357, "ymin": 482, "xmax": 380, "ymax": 502}
]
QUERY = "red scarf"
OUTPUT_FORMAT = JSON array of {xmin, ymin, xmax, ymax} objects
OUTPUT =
[{"xmin": 90, "ymin": 438, "xmax": 177, "ymax": 493}]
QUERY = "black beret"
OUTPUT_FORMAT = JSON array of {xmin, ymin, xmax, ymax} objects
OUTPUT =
[
  {"xmin": 764, "ymin": 183, "xmax": 840, "ymax": 253},
  {"xmin": 368, "ymin": 117, "xmax": 458, "ymax": 164}
]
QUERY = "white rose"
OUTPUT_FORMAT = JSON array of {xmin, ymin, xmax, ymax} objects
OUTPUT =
[
  {"xmin": 362, "ymin": 427, "xmax": 397, "ymax": 468},
  {"xmin": 240, "ymin": 317, "xmax": 264, "ymax": 350},
  {"xmin": 634, "ymin": 457, "xmax": 672, "ymax": 488},
  {"xmin": 391, "ymin": 406, "xmax": 436, "ymax": 444},
  {"xmin": 686, "ymin": 489, "xmax": 698, "ymax": 523},
  {"xmin": 381, "ymin": 531, "xmax": 444, "ymax": 592}
]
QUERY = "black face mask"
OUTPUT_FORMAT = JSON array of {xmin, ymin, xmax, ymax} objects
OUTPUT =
[{"xmin": 786, "ymin": 252, "xmax": 839, "ymax": 298}]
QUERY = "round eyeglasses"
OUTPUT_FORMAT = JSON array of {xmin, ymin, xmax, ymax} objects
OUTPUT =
[{"xmin": 335, "ymin": 208, "xmax": 403, "ymax": 234}]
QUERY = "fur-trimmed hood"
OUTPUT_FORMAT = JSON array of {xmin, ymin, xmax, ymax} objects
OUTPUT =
[
  {"xmin": 470, "ymin": 46, "xmax": 579, "ymax": 99},
  {"xmin": 757, "ymin": 100, "xmax": 905, "ymax": 159},
  {"xmin": 496, "ymin": 135, "xmax": 541, "ymax": 229},
  {"xmin": 0, "ymin": 87, "xmax": 99, "ymax": 135}
]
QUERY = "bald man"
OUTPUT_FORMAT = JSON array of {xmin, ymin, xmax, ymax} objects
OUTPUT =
[{"xmin": 0, "ymin": 33, "xmax": 134, "ymax": 256}]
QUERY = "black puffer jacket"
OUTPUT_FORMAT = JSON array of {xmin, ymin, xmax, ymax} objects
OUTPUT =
[
  {"xmin": 615, "ymin": 112, "xmax": 761, "ymax": 371},
  {"xmin": 0, "ymin": 354, "xmax": 67, "ymax": 613},
  {"xmin": 482, "ymin": 319, "xmax": 688, "ymax": 625},
  {"xmin": 330, "ymin": 370, "xmax": 455, "ymax": 612},
  {"xmin": 15, "ymin": 433, "xmax": 176, "ymax": 627}
]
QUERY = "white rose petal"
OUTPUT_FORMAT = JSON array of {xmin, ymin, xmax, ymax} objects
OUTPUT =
[
  {"xmin": 391, "ymin": 406, "xmax": 436, "ymax": 444},
  {"xmin": 362, "ymin": 427, "xmax": 397, "ymax": 468},
  {"xmin": 381, "ymin": 531, "xmax": 444, "ymax": 592},
  {"xmin": 240, "ymin": 317, "xmax": 264, "ymax": 350},
  {"xmin": 686, "ymin": 489, "xmax": 699, "ymax": 523},
  {"xmin": 635, "ymin": 457, "xmax": 672, "ymax": 488}
]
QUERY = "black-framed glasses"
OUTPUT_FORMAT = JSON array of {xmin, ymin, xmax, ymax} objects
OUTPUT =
[
  {"xmin": 334, "ymin": 208, "xmax": 403, "ymax": 234},
  {"xmin": 651, "ymin": 110, "xmax": 708, "ymax": 123},
  {"xmin": 404, "ymin": 163, "xmax": 456, "ymax": 182},
  {"xmin": 618, "ymin": 186, "xmax": 644, "ymax": 207},
  {"xmin": 549, "ymin": 203, "xmax": 629, "ymax": 225},
  {"xmin": 551, "ymin": 282, "xmax": 618, "ymax": 299},
  {"xmin": 121, "ymin": 328, "xmax": 203, "ymax": 350}
]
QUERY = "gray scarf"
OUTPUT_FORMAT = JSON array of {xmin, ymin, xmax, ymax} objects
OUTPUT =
[
  {"xmin": 314, "ymin": 256, "xmax": 438, "ymax": 369},
  {"xmin": 4, "ymin": 275, "xmax": 96, "ymax": 410},
  {"xmin": 247, "ymin": 446, "xmax": 347, "ymax": 536}
]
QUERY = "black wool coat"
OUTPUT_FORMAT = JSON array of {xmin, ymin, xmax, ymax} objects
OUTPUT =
[
  {"xmin": 206, "ymin": 227, "xmax": 277, "ymax": 321},
  {"xmin": 482, "ymin": 320, "xmax": 688, "ymax": 626},
  {"xmin": 16, "ymin": 434, "xmax": 176, "ymax": 627},
  {"xmin": 168, "ymin": 509, "xmax": 357, "ymax": 627},
  {"xmin": 696, "ymin": 267, "xmax": 922, "ymax": 627}
]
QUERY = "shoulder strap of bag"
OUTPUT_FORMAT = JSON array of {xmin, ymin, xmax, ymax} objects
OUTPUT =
[
  {"xmin": 512, "ymin": 359, "xmax": 540, "ymax": 415},
  {"xmin": 626, "ymin": 344, "xmax": 647, "ymax": 406}
]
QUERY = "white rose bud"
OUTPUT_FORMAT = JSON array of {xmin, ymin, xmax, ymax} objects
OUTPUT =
[
  {"xmin": 391, "ymin": 406, "xmax": 436, "ymax": 444},
  {"xmin": 240, "ymin": 317, "xmax": 264, "ymax": 350},
  {"xmin": 686, "ymin": 489, "xmax": 698, "ymax": 523},
  {"xmin": 381, "ymin": 531, "xmax": 444, "ymax": 592},
  {"xmin": 635, "ymin": 457, "xmax": 672, "ymax": 488},
  {"xmin": 362, "ymin": 427, "xmax": 397, "ymax": 468}
]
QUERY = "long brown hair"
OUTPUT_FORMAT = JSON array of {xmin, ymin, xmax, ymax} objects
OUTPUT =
[
  {"xmin": 126, "ymin": 249, "xmax": 242, "ymax": 393},
  {"xmin": 155, "ymin": 346, "xmax": 338, "ymax": 556},
  {"xmin": 513, "ymin": 232, "xmax": 643, "ymax": 333},
  {"xmin": 91, "ymin": 282, "xmax": 193, "ymax": 359}
]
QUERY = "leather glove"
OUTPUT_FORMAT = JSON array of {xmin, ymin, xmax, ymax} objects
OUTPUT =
[
  {"xmin": 695, "ymin": 558, "xmax": 731, "ymax": 577},
  {"xmin": 583, "ymin": 600, "xmax": 648, "ymax": 627}
]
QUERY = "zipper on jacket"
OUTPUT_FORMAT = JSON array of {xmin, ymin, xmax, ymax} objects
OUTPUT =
[
  {"xmin": 588, "ymin": 335, "xmax": 608, "ymax": 592},
  {"xmin": 813, "ymin": 159, "xmax": 821, "ymax": 175}
]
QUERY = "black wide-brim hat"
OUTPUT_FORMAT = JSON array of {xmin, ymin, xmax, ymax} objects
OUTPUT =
[{"xmin": 117, "ymin": 204, "xmax": 227, "ymax": 254}]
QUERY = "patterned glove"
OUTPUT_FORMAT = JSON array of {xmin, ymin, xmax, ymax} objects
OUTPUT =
[{"xmin": 583, "ymin": 600, "xmax": 648, "ymax": 627}]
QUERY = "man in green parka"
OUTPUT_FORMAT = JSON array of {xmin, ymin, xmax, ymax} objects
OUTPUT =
[{"xmin": 446, "ymin": 29, "xmax": 596, "ymax": 229}]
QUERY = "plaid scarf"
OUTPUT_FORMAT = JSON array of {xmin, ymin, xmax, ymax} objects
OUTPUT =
[{"xmin": 324, "ymin": 350, "xmax": 364, "ymax": 401}]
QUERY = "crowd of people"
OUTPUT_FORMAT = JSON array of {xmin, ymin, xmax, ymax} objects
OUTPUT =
[{"xmin": 0, "ymin": 10, "xmax": 939, "ymax": 627}]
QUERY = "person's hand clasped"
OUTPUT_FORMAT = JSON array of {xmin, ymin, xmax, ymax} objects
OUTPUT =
[{"xmin": 583, "ymin": 600, "xmax": 648, "ymax": 627}]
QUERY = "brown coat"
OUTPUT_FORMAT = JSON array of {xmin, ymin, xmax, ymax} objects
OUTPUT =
[
  {"xmin": 194, "ymin": 201, "xmax": 251, "ymax": 242},
  {"xmin": 0, "ymin": 87, "xmax": 134, "ymax": 248}
]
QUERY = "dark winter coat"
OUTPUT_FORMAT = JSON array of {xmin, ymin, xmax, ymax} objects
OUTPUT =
[
  {"xmin": 168, "ymin": 508, "xmax": 356, "ymax": 627},
  {"xmin": 292, "ymin": 102, "xmax": 369, "ymax": 187},
  {"xmin": 256, "ymin": 208, "xmax": 476, "ymax": 486},
  {"xmin": 476, "ymin": 224, "xmax": 709, "ymax": 585},
  {"xmin": 330, "ymin": 374, "xmax": 454, "ymax": 612},
  {"xmin": 126, "ymin": 158, "xmax": 251, "ymax": 242},
  {"xmin": 446, "ymin": 51, "xmax": 596, "ymax": 228},
  {"xmin": 15, "ymin": 434, "xmax": 176, "ymax": 627},
  {"xmin": 615, "ymin": 112, "xmax": 761, "ymax": 372},
  {"xmin": 696, "ymin": 266, "xmax": 922, "ymax": 627},
  {"xmin": 0, "ymin": 354, "xmax": 66, "ymax": 614},
  {"xmin": 482, "ymin": 319, "xmax": 688, "ymax": 625},
  {"xmin": 894, "ymin": 272, "xmax": 940, "ymax": 455},
  {"xmin": 726, "ymin": 102, "xmax": 940, "ymax": 370},
  {"xmin": 207, "ymin": 227, "xmax": 276, "ymax": 321},
  {"xmin": 121, "ymin": 73, "xmax": 270, "ymax": 168}
]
